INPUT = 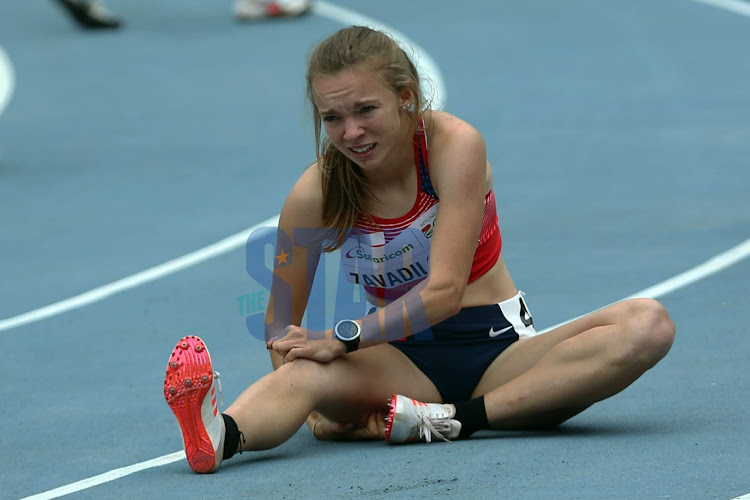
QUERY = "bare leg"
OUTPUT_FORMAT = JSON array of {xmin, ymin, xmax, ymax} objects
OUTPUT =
[
  {"xmin": 224, "ymin": 343, "xmax": 441, "ymax": 450},
  {"xmin": 471, "ymin": 298, "xmax": 675, "ymax": 429}
]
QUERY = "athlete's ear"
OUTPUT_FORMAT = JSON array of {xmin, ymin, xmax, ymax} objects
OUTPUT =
[{"xmin": 399, "ymin": 89, "xmax": 415, "ymax": 108}]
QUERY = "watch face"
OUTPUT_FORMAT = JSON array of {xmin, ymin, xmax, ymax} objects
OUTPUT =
[{"xmin": 336, "ymin": 320, "xmax": 359, "ymax": 341}]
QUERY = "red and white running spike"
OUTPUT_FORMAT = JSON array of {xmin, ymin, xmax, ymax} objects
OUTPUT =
[
  {"xmin": 385, "ymin": 394, "xmax": 461, "ymax": 444},
  {"xmin": 164, "ymin": 336, "xmax": 225, "ymax": 473}
]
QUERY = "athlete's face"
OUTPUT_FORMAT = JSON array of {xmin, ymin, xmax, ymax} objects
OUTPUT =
[{"xmin": 312, "ymin": 66, "xmax": 412, "ymax": 171}]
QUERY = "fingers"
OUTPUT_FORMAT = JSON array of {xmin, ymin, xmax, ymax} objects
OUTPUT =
[
  {"xmin": 359, "ymin": 410, "xmax": 387, "ymax": 440},
  {"xmin": 346, "ymin": 426, "xmax": 382, "ymax": 441},
  {"xmin": 310, "ymin": 417, "xmax": 350, "ymax": 441},
  {"xmin": 312, "ymin": 412, "xmax": 385, "ymax": 441},
  {"xmin": 274, "ymin": 337, "xmax": 341, "ymax": 363},
  {"xmin": 285, "ymin": 344, "xmax": 338, "ymax": 363},
  {"xmin": 340, "ymin": 423, "xmax": 383, "ymax": 441},
  {"xmin": 285, "ymin": 345, "xmax": 313, "ymax": 363},
  {"xmin": 265, "ymin": 329, "xmax": 287, "ymax": 350},
  {"xmin": 267, "ymin": 325, "xmax": 308, "ymax": 352},
  {"xmin": 318, "ymin": 421, "xmax": 359, "ymax": 441}
]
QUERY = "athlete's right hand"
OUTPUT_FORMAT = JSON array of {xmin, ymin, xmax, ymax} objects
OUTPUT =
[{"xmin": 267, "ymin": 325, "xmax": 346, "ymax": 363}]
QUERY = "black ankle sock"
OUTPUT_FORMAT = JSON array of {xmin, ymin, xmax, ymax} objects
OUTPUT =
[
  {"xmin": 452, "ymin": 396, "xmax": 489, "ymax": 439},
  {"xmin": 222, "ymin": 413, "xmax": 242, "ymax": 460}
]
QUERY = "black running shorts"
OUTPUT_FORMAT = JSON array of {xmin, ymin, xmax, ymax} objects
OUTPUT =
[{"xmin": 388, "ymin": 291, "xmax": 537, "ymax": 402}]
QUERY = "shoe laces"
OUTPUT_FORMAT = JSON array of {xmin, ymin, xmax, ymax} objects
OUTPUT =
[
  {"xmin": 213, "ymin": 371, "xmax": 224, "ymax": 408},
  {"xmin": 417, "ymin": 416, "xmax": 453, "ymax": 443}
]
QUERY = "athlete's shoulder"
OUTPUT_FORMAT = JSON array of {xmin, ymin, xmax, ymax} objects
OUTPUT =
[
  {"xmin": 424, "ymin": 110, "xmax": 487, "ymax": 180},
  {"xmin": 291, "ymin": 162, "xmax": 323, "ymax": 194},
  {"xmin": 281, "ymin": 162, "xmax": 324, "ymax": 226},
  {"xmin": 426, "ymin": 110, "xmax": 484, "ymax": 143}
]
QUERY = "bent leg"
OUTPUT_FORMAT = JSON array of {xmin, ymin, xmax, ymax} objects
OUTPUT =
[
  {"xmin": 224, "ymin": 343, "xmax": 441, "ymax": 451},
  {"xmin": 471, "ymin": 298, "xmax": 675, "ymax": 429}
]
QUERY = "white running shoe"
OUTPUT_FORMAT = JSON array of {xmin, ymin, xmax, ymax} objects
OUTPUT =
[
  {"xmin": 385, "ymin": 394, "xmax": 462, "ymax": 444},
  {"xmin": 164, "ymin": 336, "xmax": 225, "ymax": 473},
  {"xmin": 234, "ymin": 0, "xmax": 312, "ymax": 20}
]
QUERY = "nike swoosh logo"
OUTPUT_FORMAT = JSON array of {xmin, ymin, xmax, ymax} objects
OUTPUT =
[{"xmin": 489, "ymin": 325, "xmax": 514, "ymax": 337}]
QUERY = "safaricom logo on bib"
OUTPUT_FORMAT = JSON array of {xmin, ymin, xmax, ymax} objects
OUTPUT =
[{"xmin": 346, "ymin": 243, "xmax": 414, "ymax": 264}]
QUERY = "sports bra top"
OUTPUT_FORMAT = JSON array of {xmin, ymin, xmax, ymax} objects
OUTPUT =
[{"xmin": 340, "ymin": 117, "xmax": 502, "ymax": 300}]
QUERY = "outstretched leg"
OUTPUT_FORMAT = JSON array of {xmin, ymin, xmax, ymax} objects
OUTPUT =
[
  {"xmin": 165, "ymin": 337, "xmax": 440, "ymax": 472},
  {"xmin": 223, "ymin": 342, "xmax": 441, "ymax": 452}
]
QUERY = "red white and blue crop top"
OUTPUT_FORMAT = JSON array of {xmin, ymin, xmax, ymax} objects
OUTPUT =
[{"xmin": 340, "ymin": 117, "xmax": 502, "ymax": 300}]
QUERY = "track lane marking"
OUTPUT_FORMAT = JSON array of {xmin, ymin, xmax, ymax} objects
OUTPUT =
[
  {"xmin": 539, "ymin": 238, "xmax": 750, "ymax": 333},
  {"xmin": 10, "ymin": 0, "xmax": 750, "ymax": 498},
  {"xmin": 0, "ymin": 46, "xmax": 16, "ymax": 118},
  {"xmin": 689, "ymin": 0, "xmax": 750, "ymax": 17},
  {"xmin": 0, "ymin": 0, "xmax": 446, "ymax": 334},
  {"xmin": 0, "ymin": 216, "xmax": 279, "ymax": 332},
  {"xmin": 17, "ymin": 237, "xmax": 750, "ymax": 500}
]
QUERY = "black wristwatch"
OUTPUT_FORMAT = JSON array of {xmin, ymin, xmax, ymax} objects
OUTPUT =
[{"xmin": 334, "ymin": 319, "xmax": 361, "ymax": 353}]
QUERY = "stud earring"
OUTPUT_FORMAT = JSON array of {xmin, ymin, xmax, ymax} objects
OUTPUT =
[{"xmin": 401, "ymin": 102, "xmax": 415, "ymax": 113}]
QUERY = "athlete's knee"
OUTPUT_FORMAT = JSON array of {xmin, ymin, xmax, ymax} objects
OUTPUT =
[
  {"xmin": 620, "ymin": 298, "xmax": 675, "ymax": 365},
  {"xmin": 275, "ymin": 358, "xmax": 333, "ymax": 390}
]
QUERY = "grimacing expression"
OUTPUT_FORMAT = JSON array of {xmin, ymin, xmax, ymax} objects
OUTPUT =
[{"xmin": 313, "ymin": 67, "xmax": 411, "ymax": 171}]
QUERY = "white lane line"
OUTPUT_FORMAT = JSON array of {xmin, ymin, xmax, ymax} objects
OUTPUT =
[
  {"xmin": 0, "ymin": 45, "xmax": 15, "ymax": 118},
  {"xmin": 13, "ymin": 2, "xmax": 446, "ymax": 498},
  {"xmin": 661, "ymin": 6, "xmax": 750, "ymax": 500},
  {"xmin": 0, "ymin": 216, "xmax": 279, "ymax": 333},
  {"xmin": 313, "ymin": 1, "xmax": 446, "ymax": 109},
  {"xmin": 18, "ymin": 453, "xmax": 185, "ymax": 500},
  {"xmin": 18, "ymin": 237, "xmax": 750, "ymax": 500},
  {"xmin": 622, "ymin": 238, "xmax": 750, "ymax": 300},
  {"xmin": 0, "ymin": 1, "xmax": 446, "ymax": 335},
  {"xmin": 540, "ymin": 238, "xmax": 750, "ymax": 333},
  {"xmin": 11, "ymin": 1, "xmax": 750, "ymax": 498},
  {"xmin": 688, "ymin": 0, "xmax": 750, "ymax": 17}
]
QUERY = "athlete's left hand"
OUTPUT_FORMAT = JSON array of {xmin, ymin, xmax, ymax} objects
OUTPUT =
[
  {"xmin": 309, "ymin": 410, "xmax": 386, "ymax": 441},
  {"xmin": 267, "ymin": 325, "xmax": 345, "ymax": 363}
]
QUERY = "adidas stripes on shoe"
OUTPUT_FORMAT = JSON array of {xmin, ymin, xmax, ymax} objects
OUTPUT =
[
  {"xmin": 385, "ymin": 394, "xmax": 462, "ymax": 444},
  {"xmin": 164, "ymin": 336, "xmax": 225, "ymax": 473}
]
